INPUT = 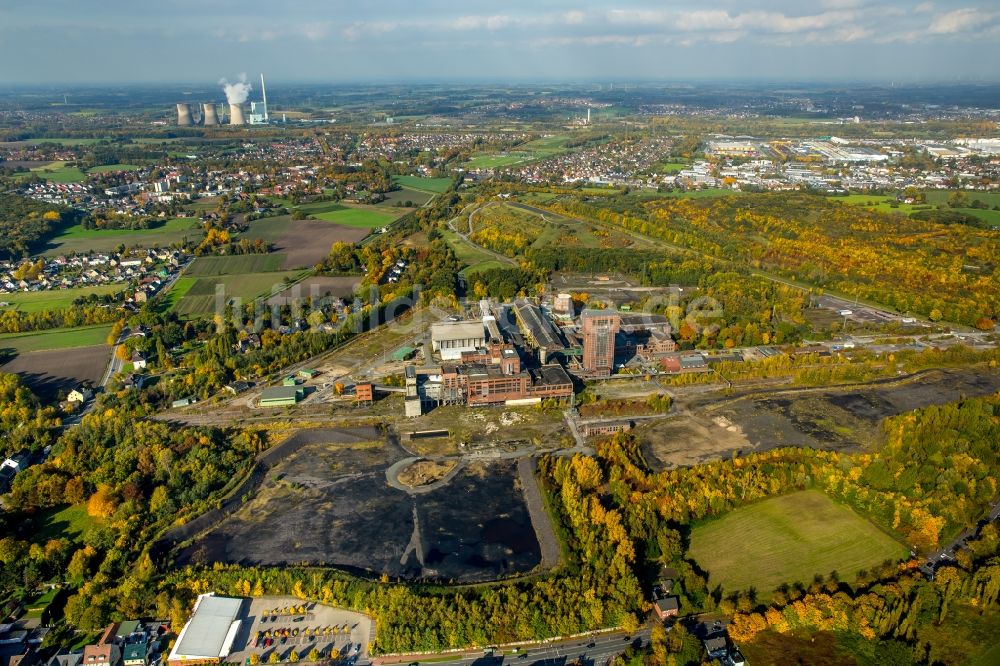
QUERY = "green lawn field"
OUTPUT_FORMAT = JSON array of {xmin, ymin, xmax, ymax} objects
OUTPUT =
[
  {"xmin": 185, "ymin": 254, "xmax": 287, "ymax": 276},
  {"xmin": 0, "ymin": 324, "xmax": 113, "ymax": 353},
  {"xmin": 689, "ymin": 490, "xmax": 907, "ymax": 595},
  {"xmin": 465, "ymin": 153, "xmax": 537, "ymax": 169},
  {"xmin": 440, "ymin": 228, "xmax": 512, "ymax": 276},
  {"xmin": 87, "ymin": 163, "xmax": 141, "ymax": 173},
  {"xmin": 40, "ymin": 217, "xmax": 201, "ymax": 255},
  {"xmin": 654, "ymin": 161, "xmax": 688, "ymax": 174},
  {"xmin": 392, "ymin": 175, "xmax": 452, "ymax": 193},
  {"xmin": 172, "ymin": 271, "xmax": 306, "ymax": 316},
  {"xmin": 314, "ymin": 207, "xmax": 397, "ymax": 228},
  {"xmin": 28, "ymin": 161, "xmax": 87, "ymax": 183},
  {"xmin": 34, "ymin": 504, "xmax": 100, "ymax": 543},
  {"xmin": 0, "ymin": 284, "xmax": 124, "ymax": 313},
  {"xmin": 835, "ymin": 192, "xmax": 1000, "ymax": 226}
]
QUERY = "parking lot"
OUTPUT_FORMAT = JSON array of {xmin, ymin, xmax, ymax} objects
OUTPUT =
[{"xmin": 227, "ymin": 596, "xmax": 373, "ymax": 665}]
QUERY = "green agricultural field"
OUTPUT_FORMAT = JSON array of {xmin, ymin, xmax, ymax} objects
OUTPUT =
[
  {"xmin": 392, "ymin": 175, "xmax": 452, "ymax": 193},
  {"xmin": 923, "ymin": 190, "xmax": 1000, "ymax": 207},
  {"xmin": 378, "ymin": 187, "xmax": 433, "ymax": 207},
  {"xmin": 17, "ymin": 138, "xmax": 107, "ymax": 146},
  {"xmin": 520, "ymin": 134, "xmax": 572, "ymax": 153},
  {"xmin": 292, "ymin": 201, "xmax": 345, "ymax": 216},
  {"xmin": 689, "ymin": 490, "xmax": 907, "ymax": 595},
  {"xmin": 172, "ymin": 271, "xmax": 306, "ymax": 317},
  {"xmin": 157, "ymin": 276, "xmax": 196, "ymax": 313},
  {"xmin": 0, "ymin": 324, "xmax": 113, "ymax": 353},
  {"xmin": 660, "ymin": 187, "xmax": 737, "ymax": 199},
  {"xmin": 185, "ymin": 254, "xmax": 287, "ymax": 277},
  {"xmin": 0, "ymin": 284, "xmax": 123, "ymax": 313},
  {"xmin": 465, "ymin": 153, "xmax": 537, "ymax": 169},
  {"xmin": 87, "ymin": 163, "xmax": 141, "ymax": 173},
  {"xmin": 314, "ymin": 207, "xmax": 397, "ymax": 229},
  {"xmin": 835, "ymin": 193, "xmax": 1000, "ymax": 226},
  {"xmin": 40, "ymin": 217, "xmax": 201, "ymax": 255},
  {"xmin": 27, "ymin": 161, "xmax": 87, "ymax": 183}
]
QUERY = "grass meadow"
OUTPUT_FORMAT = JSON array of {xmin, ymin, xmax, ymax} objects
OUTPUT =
[{"xmin": 688, "ymin": 490, "xmax": 907, "ymax": 596}]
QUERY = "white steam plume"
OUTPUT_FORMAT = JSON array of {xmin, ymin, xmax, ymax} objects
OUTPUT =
[{"xmin": 219, "ymin": 73, "xmax": 252, "ymax": 105}]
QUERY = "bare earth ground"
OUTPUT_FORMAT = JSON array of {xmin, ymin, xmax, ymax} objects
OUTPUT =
[
  {"xmin": 641, "ymin": 368, "xmax": 1000, "ymax": 470},
  {"xmin": 396, "ymin": 459, "xmax": 458, "ymax": 487},
  {"xmin": 267, "ymin": 276, "xmax": 361, "ymax": 307},
  {"xmin": 276, "ymin": 221, "xmax": 368, "ymax": 269},
  {"xmin": 176, "ymin": 428, "xmax": 541, "ymax": 583},
  {"xmin": 0, "ymin": 345, "xmax": 109, "ymax": 399}
]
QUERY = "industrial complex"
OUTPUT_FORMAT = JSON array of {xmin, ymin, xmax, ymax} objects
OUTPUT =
[{"xmin": 176, "ymin": 73, "xmax": 269, "ymax": 127}]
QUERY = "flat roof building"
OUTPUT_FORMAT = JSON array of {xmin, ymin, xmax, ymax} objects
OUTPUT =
[
  {"xmin": 431, "ymin": 320, "xmax": 486, "ymax": 361},
  {"xmin": 259, "ymin": 386, "xmax": 302, "ymax": 407},
  {"xmin": 167, "ymin": 594, "xmax": 243, "ymax": 666}
]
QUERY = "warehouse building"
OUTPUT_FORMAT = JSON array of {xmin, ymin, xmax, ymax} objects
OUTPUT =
[
  {"xmin": 431, "ymin": 320, "xmax": 486, "ymax": 360},
  {"xmin": 259, "ymin": 386, "xmax": 303, "ymax": 407},
  {"xmin": 167, "ymin": 594, "xmax": 243, "ymax": 666}
]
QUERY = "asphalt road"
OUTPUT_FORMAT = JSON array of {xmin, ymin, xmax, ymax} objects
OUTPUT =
[{"xmin": 373, "ymin": 627, "xmax": 651, "ymax": 666}]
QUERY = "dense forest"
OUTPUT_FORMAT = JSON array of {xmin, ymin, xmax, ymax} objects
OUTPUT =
[
  {"xmin": 0, "ymin": 193, "xmax": 71, "ymax": 257},
  {"xmin": 540, "ymin": 192, "xmax": 999, "ymax": 326}
]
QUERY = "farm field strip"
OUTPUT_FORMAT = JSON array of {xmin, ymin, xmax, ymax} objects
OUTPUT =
[
  {"xmin": 185, "ymin": 254, "xmax": 288, "ymax": 276},
  {"xmin": 391, "ymin": 175, "xmax": 452, "ymax": 193},
  {"xmin": 0, "ymin": 324, "xmax": 113, "ymax": 352}
]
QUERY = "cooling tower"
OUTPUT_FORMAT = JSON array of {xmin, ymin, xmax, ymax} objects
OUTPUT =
[
  {"xmin": 176, "ymin": 103, "xmax": 193, "ymax": 126},
  {"xmin": 202, "ymin": 103, "xmax": 219, "ymax": 126},
  {"xmin": 229, "ymin": 104, "xmax": 246, "ymax": 125}
]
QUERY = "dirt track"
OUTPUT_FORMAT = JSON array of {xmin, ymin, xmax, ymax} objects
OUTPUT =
[{"xmin": 641, "ymin": 368, "xmax": 1000, "ymax": 470}]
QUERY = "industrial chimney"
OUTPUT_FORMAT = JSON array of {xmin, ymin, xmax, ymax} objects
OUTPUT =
[
  {"xmin": 229, "ymin": 103, "xmax": 246, "ymax": 125},
  {"xmin": 202, "ymin": 103, "xmax": 219, "ymax": 126},
  {"xmin": 176, "ymin": 103, "xmax": 193, "ymax": 126}
]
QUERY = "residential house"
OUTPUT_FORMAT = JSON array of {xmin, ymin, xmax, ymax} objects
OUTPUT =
[
  {"xmin": 703, "ymin": 635, "xmax": 728, "ymax": 662},
  {"xmin": 130, "ymin": 351, "xmax": 147, "ymax": 370},
  {"xmin": 122, "ymin": 374, "xmax": 145, "ymax": 390},
  {"xmin": 67, "ymin": 386, "xmax": 94, "ymax": 404},
  {"xmin": 43, "ymin": 650, "xmax": 82, "ymax": 666},
  {"xmin": 653, "ymin": 596, "xmax": 679, "ymax": 621},
  {"xmin": 121, "ymin": 645, "xmax": 147, "ymax": 666},
  {"xmin": 82, "ymin": 645, "xmax": 120, "ymax": 666}
]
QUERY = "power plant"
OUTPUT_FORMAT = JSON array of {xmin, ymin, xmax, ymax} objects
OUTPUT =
[
  {"xmin": 247, "ymin": 73, "xmax": 269, "ymax": 124},
  {"xmin": 229, "ymin": 103, "xmax": 246, "ymax": 125},
  {"xmin": 202, "ymin": 103, "xmax": 219, "ymax": 126},
  {"xmin": 176, "ymin": 103, "xmax": 193, "ymax": 126},
  {"xmin": 173, "ymin": 74, "xmax": 270, "ymax": 126}
]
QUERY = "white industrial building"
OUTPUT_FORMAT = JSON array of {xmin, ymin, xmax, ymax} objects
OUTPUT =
[
  {"xmin": 431, "ymin": 320, "xmax": 486, "ymax": 360},
  {"xmin": 167, "ymin": 594, "xmax": 244, "ymax": 666}
]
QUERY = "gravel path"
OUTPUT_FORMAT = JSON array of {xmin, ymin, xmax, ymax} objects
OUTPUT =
[{"xmin": 518, "ymin": 456, "xmax": 561, "ymax": 572}]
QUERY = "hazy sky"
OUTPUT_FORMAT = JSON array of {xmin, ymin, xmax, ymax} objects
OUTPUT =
[{"xmin": 1, "ymin": 0, "xmax": 998, "ymax": 83}]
